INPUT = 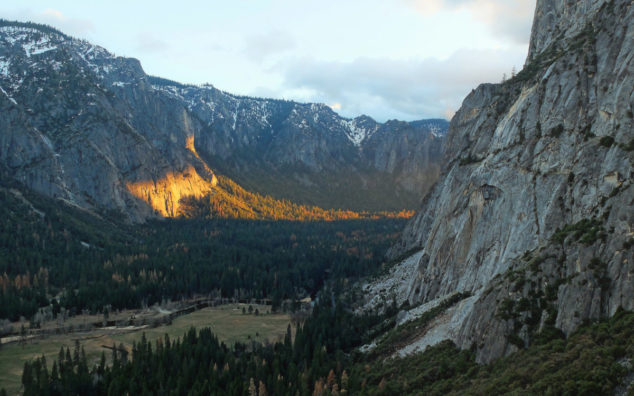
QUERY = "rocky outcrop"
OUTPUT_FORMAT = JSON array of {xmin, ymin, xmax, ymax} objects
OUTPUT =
[
  {"xmin": 0, "ymin": 20, "xmax": 448, "ymax": 220},
  {"xmin": 364, "ymin": 0, "xmax": 633, "ymax": 363}
]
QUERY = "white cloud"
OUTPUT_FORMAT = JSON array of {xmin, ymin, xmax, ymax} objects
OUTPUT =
[
  {"xmin": 0, "ymin": 7, "xmax": 94, "ymax": 39},
  {"xmin": 22, "ymin": 8, "xmax": 95, "ymax": 37},
  {"xmin": 1, "ymin": 1, "xmax": 536, "ymax": 122},
  {"xmin": 135, "ymin": 32, "xmax": 169, "ymax": 53},
  {"xmin": 242, "ymin": 29, "xmax": 296, "ymax": 63},
  {"xmin": 276, "ymin": 47, "xmax": 526, "ymax": 121},
  {"xmin": 404, "ymin": 0, "xmax": 536, "ymax": 44},
  {"xmin": 41, "ymin": 8, "xmax": 64, "ymax": 20}
]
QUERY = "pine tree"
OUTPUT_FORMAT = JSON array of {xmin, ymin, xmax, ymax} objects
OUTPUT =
[
  {"xmin": 21, "ymin": 361, "xmax": 33, "ymax": 390},
  {"xmin": 313, "ymin": 378, "xmax": 325, "ymax": 396},
  {"xmin": 50, "ymin": 362, "xmax": 59, "ymax": 383},
  {"xmin": 98, "ymin": 351, "xmax": 106, "ymax": 375},
  {"xmin": 258, "ymin": 380, "xmax": 268, "ymax": 396},
  {"xmin": 341, "ymin": 370, "xmax": 349, "ymax": 392},
  {"xmin": 248, "ymin": 377, "xmax": 257, "ymax": 396},
  {"xmin": 327, "ymin": 369, "xmax": 336, "ymax": 391}
]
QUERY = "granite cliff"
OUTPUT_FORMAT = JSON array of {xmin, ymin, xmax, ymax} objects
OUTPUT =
[{"xmin": 362, "ymin": 0, "xmax": 633, "ymax": 363}]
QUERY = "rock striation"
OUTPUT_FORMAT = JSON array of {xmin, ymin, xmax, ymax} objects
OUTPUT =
[
  {"xmin": 364, "ymin": 0, "xmax": 633, "ymax": 363},
  {"xmin": 0, "ymin": 21, "xmax": 447, "ymax": 219}
]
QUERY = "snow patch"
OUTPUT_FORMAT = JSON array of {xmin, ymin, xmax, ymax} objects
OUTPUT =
[
  {"xmin": 0, "ymin": 26, "xmax": 43, "ymax": 36},
  {"xmin": 232, "ymin": 100, "xmax": 240, "ymax": 130},
  {"xmin": 151, "ymin": 84, "xmax": 186, "ymax": 102},
  {"xmin": 21, "ymin": 35, "xmax": 57, "ymax": 57},
  {"xmin": 341, "ymin": 118, "xmax": 376, "ymax": 146},
  {"xmin": 0, "ymin": 26, "xmax": 42, "ymax": 45},
  {"xmin": 0, "ymin": 58, "xmax": 9, "ymax": 77},
  {"xmin": 30, "ymin": 45, "xmax": 57, "ymax": 56},
  {"xmin": 0, "ymin": 86, "xmax": 17, "ymax": 105}
]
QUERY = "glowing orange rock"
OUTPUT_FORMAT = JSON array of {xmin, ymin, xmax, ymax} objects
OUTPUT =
[{"xmin": 126, "ymin": 165, "xmax": 216, "ymax": 217}]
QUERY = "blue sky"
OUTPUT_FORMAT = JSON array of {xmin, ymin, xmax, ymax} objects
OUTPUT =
[{"xmin": 1, "ymin": 0, "xmax": 536, "ymax": 121}]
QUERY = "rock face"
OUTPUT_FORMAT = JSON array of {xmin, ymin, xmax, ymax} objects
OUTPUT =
[
  {"xmin": 0, "ymin": 21, "xmax": 447, "ymax": 220},
  {"xmin": 365, "ymin": 0, "xmax": 633, "ymax": 363},
  {"xmin": 149, "ymin": 79, "xmax": 447, "ymax": 211}
]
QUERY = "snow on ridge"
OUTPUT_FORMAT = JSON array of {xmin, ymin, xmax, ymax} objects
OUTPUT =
[
  {"xmin": 29, "ymin": 45, "xmax": 57, "ymax": 56},
  {"xmin": 341, "ymin": 118, "xmax": 376, "ymax": 147},
  {"xmin": 401, "ymin": 120, "xmax": 447, "ymax": 139},
  {"xmin": 74, "ymin": 41, "xmax": 114, "ymax": 66},
  {"xmin": 0, "ymin": 58, "xmax": 9, "ymax": 78},
  {"xmin": 232, "ymin": 100, "xmax": 240, "ymax": 130},
  {"xmin": 309, "ymin": 103, "xmax": 328, "ymax": 112},
  {"xmin": 430, "ymin": 124, "xmax": 443, "ymax": 138},
  {"xmin": 0, "ymin": 26, "xmax": 51, "ymax": 44},
  {"xmin": 69, "ymin": 40, "xmax": 121, "ymax": 80},
  {"xmin": 151, "ymin": 84, "xmax": 186, "ymax": 102},
  {"xmin": 0, "ymin": 28, "xmax": 58, "ymax": 57},
  {"xmin": 0, "ymin": 26, "xmax": 42, "ymax": 34},
  {"xmin": 22, "ymin": 37, "xmax": 56, "ymax": 57},
  {"xmin": 414, "ymin": 121, "xmax": 447, "ymax": 138},
  {"xmin": 0, "ymin": 85, "xmax": 18, "ymax": 105}
]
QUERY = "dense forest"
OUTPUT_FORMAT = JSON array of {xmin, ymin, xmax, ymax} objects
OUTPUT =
[
  {"xmin": 15, "ymin": 298, "xmax": 634, "ymax": 395},
  {"xmin": 177, "ymin": 175, "xmax": 414, "ymax": 221},
  {"xmin": 0, "ymin": 183, "xmax": 406, "ymax": 321}
]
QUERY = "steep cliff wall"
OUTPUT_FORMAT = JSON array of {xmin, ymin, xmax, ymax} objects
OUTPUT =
[{"xmin": 364, "ymin": 0, "xmax": 633, "ymax": 363}]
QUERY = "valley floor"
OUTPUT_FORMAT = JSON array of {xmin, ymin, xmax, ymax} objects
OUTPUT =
[{"xmin": 0, "ymin": 303, "xmax": 290, "ymax": 395}]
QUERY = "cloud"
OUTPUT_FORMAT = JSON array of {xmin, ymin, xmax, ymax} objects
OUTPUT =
[
  {"xmin": 403, "ymin": 0, "xmax": 536, "ymax": 44},
  {"xmin": 135, "ymin": 32, "xmax": 169, "ymax": 53},
  {"xmin": 242, "ymin": 29, "xmax": 296, "ymax": 63},
  {"xmin": 2, "ymin": 8, "xmax": 94, "ymax": 38},
  {"xmin": 8, "ymin": 8, "xmax": 96, "ymax": 37},
  {"xmin": 276, "ymin": 47, "xmax": 527, "ymax": 121}
]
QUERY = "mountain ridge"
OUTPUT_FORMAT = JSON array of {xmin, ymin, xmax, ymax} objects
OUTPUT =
[{"xmin": 0, "ymin": 18, "xmax": 447, "ymax": 220}]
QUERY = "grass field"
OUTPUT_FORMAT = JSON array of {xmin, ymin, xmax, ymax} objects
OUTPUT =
[{"xmin": 0, "ymin": 304, "xmax": 291, "ymax": 395}]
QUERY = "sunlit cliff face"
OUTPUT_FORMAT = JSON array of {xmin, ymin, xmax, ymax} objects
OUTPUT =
[
  {"xmin": 126, "ymin": 135, "xmax": 218, "ymax": 217},
  {"xmin": 126, "ymin": 165, "xmax": 217, "ymax": 217},
  {"xmin": 185, "ymin": 135, "xmax": 197, "ymax": 155}
]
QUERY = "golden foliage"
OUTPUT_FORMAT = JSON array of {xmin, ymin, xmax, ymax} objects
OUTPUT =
[
  {"xmin": 126, "ymin": 157, "xmax": 414, "ymax": 221},
  {"xmin": 178, "ymin": 176, "xmax": 414, "ymax": 221}
]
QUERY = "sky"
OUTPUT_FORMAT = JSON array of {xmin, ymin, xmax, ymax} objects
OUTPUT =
[{"xmin": 1, "ymin": 0, "xmax": 536, "ymax": 122}]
